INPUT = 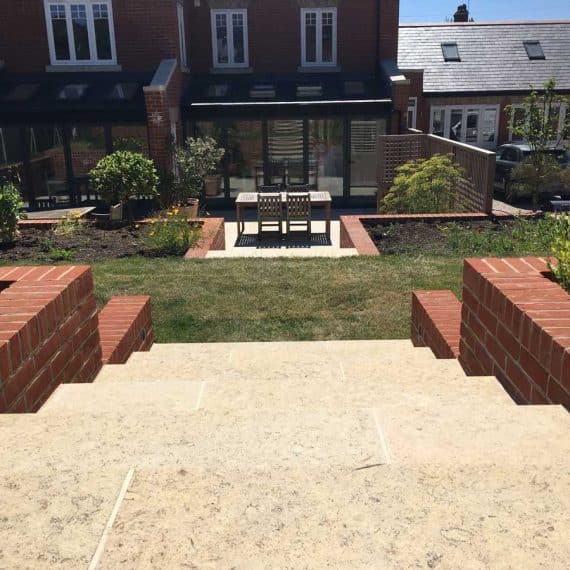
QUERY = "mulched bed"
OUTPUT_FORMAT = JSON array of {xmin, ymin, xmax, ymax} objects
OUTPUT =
[
  {"xmin": 1, "ymin": 223, "xmax": 172, "ymax": 263},
  {"xmin": 364, "ymin": 219, "xmax": 516, "ymax": 255}
]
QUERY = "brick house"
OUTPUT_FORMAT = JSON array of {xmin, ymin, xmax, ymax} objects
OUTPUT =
[
  {"xmin": 0, "ymin": 0, "xmax": 409, "ymax": 209},
  {"xmin": 399, "ymin": 19, "xmax": 570, "ymax": 150}
]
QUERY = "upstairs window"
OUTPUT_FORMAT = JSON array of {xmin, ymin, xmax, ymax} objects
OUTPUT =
[
  {"xmin": 523, "ymin": 40, "xmax": 545, "ymax": 60},
  {"xmin": 44, "ymin": 1, "xmax": 116, "ymax": 65},
  {"xmin": 210, "ymin": 9, "xmax": 248, "ymax": 68},
  {"xmin": 301, "ymin": 8, "xmax": 337, "ymax": 67},
  {"xmin": 441, "ymin": 42, "xmax": 460, "ymax": 62}
]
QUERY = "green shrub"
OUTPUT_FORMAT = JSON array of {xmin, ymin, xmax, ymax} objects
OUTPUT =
[
  {"xmin": 145, "ymin": 206, "xmax": 201, "ymax": 256},
  {"xmin": 48, "ymin": 248, "xmax": 75, "ymax": 262},
  {"xmin": 380, "ymin": 154, "xmax": 465, "ymax": 214},
  {"xmin": 0, "ymin": 183, "xmax": 24, "ymax": 244},
  {"xmin": 548, "ymin": 214, "xmax": 570, "ymax": 291},
  {"xmin": 174, "ymin": 137, "xmax": 225, "ymax": 202},
  {"xmin": 54, "ymin": 209, "xmax": 83, "ymax": 237},
  {"xmin": 89, "ymin": 151, "xmax": 159, "ymax": 205}
]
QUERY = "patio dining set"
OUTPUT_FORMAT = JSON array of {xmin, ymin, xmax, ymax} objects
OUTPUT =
[{"xmin": 235, "ymin": 185, "xmax": 332, "ymax": 242}]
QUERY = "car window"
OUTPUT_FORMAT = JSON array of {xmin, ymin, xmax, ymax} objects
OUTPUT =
[{"xmin": 502, "ymin": 148, "xmax": 519, "ymax": 162}]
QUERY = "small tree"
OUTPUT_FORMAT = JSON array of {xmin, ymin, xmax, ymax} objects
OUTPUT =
[
  {"xmin": 89, "ymin": 151, "xmax": 159, "ymax": 217},
  {"xmin": 0, "ymin": 183, "xmax": 24, "ymax": 244},
  {"xmin": 380, "ymin": 154, "xmax": 465, "ymax": 214},
  {"xmin": 174, "ymin": 137, "xmax": 225, "ymax": 203},
  {"xmin": 506, "ymin": 78, "xmax": 570, "ymax": 210}
]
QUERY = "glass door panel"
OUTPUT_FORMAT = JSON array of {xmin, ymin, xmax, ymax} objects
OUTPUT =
[
  {"xmin": 449, "ymin": 109, "xmax": 463, "ymax": 142},
  {"xmin": 267, "ymin": 120, "xmax": 304, "ymax": 187},
  {"xmin": 309, "ymin": 119, "xmax": 343, "ymax": 196},
  {"xmin": 227, "ymin": 121, "xmax": 263, "ymax": 196},
  {"xmin": 465, "ymin": 109, "xmax": 479, "ymax": 145},
  {"xmin": 350, "ymin": 119, "xmax": 385, "ymax": 198},
  {"xmin": 481, "ymin": 108, "xmax": 498, "ymax": 149}
]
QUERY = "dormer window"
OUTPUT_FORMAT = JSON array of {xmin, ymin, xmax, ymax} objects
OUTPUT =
[
  {"xmin": 44, "ymin": 1, "xmax": 117, "ymax": 65},
  {"xmin": 524, "ymin": 41, "xmax": 545, "ymax": 60},
  {"xmin": 442, "ymin": 42, "xmax": 460, "ymax": 62},
  {"xmin": 301, "ymin": 8, "xmax": 337, "ymax": 67},
  {"xmin": 210, "ymin": 9, "xmax": 249, "ymax": 68}
]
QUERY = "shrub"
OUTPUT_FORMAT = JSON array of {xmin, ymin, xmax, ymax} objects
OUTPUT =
[
  {"xmin": 48, "ymin": 248, "xmax": 75, "ymax": 262},
  {"xmin": 380, "ymin": 154, "xmax": 465, "ymax": 214},
  {"xmin": 54, "ymin": 210, "xmax": 83, "ymax": 237},
  {"xmin": 89, "ymin": 151, "xmax": 159, "ymax": 205},
  {"xmin": 0, "ymin": 183, "xmax": 24, "ymax": 244},
  {"xmin": 548, "ymin": 214, "xmax": 570, "ymax": 291},
  {"xmin": 174, "ymin": 137, "xmax": 225, "ymax": 202},
  {"xmin": 145, "ymin": 205, "xmax": 201, "ymax": 256}
]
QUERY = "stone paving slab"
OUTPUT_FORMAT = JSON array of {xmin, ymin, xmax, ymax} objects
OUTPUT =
[
  {"xmin": 206, "ymin": 221, "xmax": 358, "ymax": 258},
  {"xmin": 99, "ymin": 463, "xmax": 570, "ymax": 569}
]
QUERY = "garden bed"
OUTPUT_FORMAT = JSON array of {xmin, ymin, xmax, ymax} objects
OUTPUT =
[
  {"xmin": 363, "ymin": 216, "xmax": 553, "ymax": 257},
  {"xmin": 0, "ymin": 222, "xmax": 202, "ymax": 264}
]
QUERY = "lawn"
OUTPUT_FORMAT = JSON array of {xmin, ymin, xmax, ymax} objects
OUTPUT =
[{"xmin": 92, "ymin": 256, "xmax": 464, "ymax": 343}]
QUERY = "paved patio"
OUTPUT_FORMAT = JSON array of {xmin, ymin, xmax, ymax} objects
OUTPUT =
[{"xmin": 206, "ymin": 220, "xmax": 358, "ymax": 258}]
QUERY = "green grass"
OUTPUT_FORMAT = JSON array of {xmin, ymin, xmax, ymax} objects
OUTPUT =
[{"xmin": 91, "ymin": 256, "xmax": 464, "ymax": 343}]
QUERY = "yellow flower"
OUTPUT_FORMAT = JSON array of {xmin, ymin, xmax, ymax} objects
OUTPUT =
[{"xmin": 134, "ymin": 224, "xmax": 140, "ymax": 229}]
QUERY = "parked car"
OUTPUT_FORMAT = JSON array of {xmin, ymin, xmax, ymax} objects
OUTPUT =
[{"xmin": 495, "ymin": 144, "xmax": 570, "ymax": 203}]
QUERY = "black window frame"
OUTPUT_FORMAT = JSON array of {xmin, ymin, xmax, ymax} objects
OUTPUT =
[
  {"xmin": 523, "ymin": 40, "xmax": 545, "ymax": 60},
  {"xmin": 441, "ymin": 42, "xmax": 461, "ymax": 62}
]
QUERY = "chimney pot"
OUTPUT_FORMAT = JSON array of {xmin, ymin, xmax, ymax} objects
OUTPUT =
[{"xmin": 453, "ymin": 4, "xmax": 469, "ymax": 22}]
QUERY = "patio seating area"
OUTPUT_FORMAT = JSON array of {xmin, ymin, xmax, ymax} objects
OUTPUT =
[{"xmin": 211, "ymin": 188, "xmax": 354, "ymax": 257}]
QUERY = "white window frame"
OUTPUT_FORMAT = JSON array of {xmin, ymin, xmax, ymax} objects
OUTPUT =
[
  {"xmin": 430, "ymin": 104, "xmax": 501, "ymax": 149},
  {"xmin": 407, "ymin": 97, "xmax": 418, "ymax": 130},
  {"xmin": 43, "ymin": 0, "xmax": 117, "ymax": 65},
  {"xmin": 210, "ymin": 9, "xmax": 249, "ymax": 69},
  {"xmin": 300, "ymin": 7, "xmax": 337, "ymax": 67},
  {"xmin": 177, "ymin": 2, "xmax": 188, "ymax": 70}
]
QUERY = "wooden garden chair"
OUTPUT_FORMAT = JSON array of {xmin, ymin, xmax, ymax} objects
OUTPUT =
[
  {"xmin": 257, "ymin": 193, "xmax": 283, "ymax": 239},
  {"xmin": 286, "ymin": 192, "xmax": 311, "ymax": 238}
]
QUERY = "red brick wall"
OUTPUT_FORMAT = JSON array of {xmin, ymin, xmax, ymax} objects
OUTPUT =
[
  {"xmin": 0, "ymin": 0, "xmax": 179, "ymax": 73},
  {"xmin": 187, "ymin": 0, "xmax": 396, "ymax": 74},
  {"xmin": 0, "ymin": 266, "xmax": 102, "ymax": 413},
  {"xmin": 99, "ymin": 296, "xmax": 153, "ymax": 364},
  {"xmin": 459, "ymin": 258, "xmax": 570, "ymax": 409},
  {"xmin": 412, "ymin": 290, "xmax": 461, "ymax": 359}
]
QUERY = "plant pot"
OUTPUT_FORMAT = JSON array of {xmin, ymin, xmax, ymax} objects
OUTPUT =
[
  {"xmin": 179, "ymin": 198, "xmax": 199, "ymax": 219},
  {"xmin": 204, "ymin": 175, "xmax": 222, "ymax": 197}
]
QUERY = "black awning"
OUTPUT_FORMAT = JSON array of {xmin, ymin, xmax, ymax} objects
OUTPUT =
[
  {"xmin": 182, "ymin": 73, "xmax": 392, "ymax": 120},
  {"xmin": 0, "ymin": 70, "xmax": 154, "ymax": 125}
]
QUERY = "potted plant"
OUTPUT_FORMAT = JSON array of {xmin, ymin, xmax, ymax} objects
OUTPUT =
[
  {"xmin": 89, "ymin": 151, "xmax": 159, "ymax": 220},
  {"xmin": 175, "ymin": 136, "xmax": 225, "ymax": 215}
]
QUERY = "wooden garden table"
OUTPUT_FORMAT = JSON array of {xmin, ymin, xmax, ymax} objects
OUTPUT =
[{"xmin": 235, "ymin": 191, "xmax": 332, "ymax": 238}]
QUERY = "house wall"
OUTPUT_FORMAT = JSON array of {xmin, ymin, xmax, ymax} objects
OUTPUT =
[
  {"xmin": 186, "ymin": 0, "xmax": 399, "ymax": 74},
  {"xmin": 0, "ymin": 0, "xmax": 180, "ymax": 73}
]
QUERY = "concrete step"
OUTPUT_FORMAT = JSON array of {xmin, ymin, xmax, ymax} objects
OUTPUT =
[
  {"xmin": 94, "ymin": 463, "xmax": 570, "ymax": 569},
  {"xmin": 10, "ymin": 403, "xmax": 570, "ymax": 469}
]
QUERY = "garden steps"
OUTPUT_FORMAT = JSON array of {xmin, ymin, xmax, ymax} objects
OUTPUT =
[{"xmin": 3, "ymin": 339, "xmax": 570, "ymax": 567}]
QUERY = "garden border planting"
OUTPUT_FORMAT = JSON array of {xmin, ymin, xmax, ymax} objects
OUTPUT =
[{"xmin": 340, "ymin": 212, "xmax": 521, "ymax": 256}]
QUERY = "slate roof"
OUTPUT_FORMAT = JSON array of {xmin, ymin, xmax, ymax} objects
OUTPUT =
[{"xmin": 398, "ymin": 21, "xmax": 570, "ymax": 94}]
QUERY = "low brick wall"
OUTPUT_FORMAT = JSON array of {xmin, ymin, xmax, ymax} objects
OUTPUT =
[
  {"xmin": 340, "ymin": 213, "xmax": 525, "ymax": 256},
  {"xmin": 459, "ymin": 258, "xmax": 569, "ymax": 408},
  {"xmin": 0, "ymin": 266, "xmax": 102, "ymax": 413},
  {"xmin": 185, "ymin": 217, "xmax": 226, "ymax": 259},
  {"xmin": 99, "ymin": 296, "xmax": 153, "ymax": 364},
  {"xmin": 412, "ymin": 290, "xmax": 461, "ymax": 358}
]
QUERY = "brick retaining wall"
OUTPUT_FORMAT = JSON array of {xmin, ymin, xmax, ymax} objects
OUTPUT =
[
  {"xmin": 0, "ymin": 266, "xmax": 102, "ymax": 413},
  {"xmin": 459, "ymin": 258, "xmax": 569, "ymax": 408},
  {"xmin": 99, "ymin": 296, "xmax": 153, "ymax": 364}
]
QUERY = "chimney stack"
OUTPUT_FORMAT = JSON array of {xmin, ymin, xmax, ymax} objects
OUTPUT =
[{"xmin": 453, "ymin": 4, "xmax": 469, "ymax": 22}]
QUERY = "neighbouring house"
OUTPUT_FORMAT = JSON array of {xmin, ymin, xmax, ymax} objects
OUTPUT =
[
  {"xmin": 0, "ymin": 0, "xmax": 410, "ymax": 209},
  {"xmin": 399, "ymin": 14, "xmax": 570, "ymax": 150}
]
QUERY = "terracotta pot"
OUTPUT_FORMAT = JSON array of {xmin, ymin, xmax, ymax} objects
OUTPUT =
[
  {"xmin": 204, "ymin": 175, "xmax": 222, "ymax": 197},
  {"xmin": 179, "ymin": 198, "xmax": 199, "ymax": 219}
]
